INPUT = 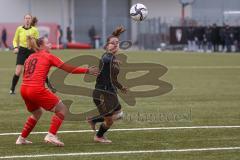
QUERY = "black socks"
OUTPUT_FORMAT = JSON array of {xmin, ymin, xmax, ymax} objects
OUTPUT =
[
  {"xmin": 92, "ymin": 116, "xmax": 104, "ymax": 123},
  {"xmin": 10, "ymin": 74, "xmax": 20, "ymax": 92},
  {"xmin": 96, "ymin": 123, "xmax": 109, "ymax": 137}
]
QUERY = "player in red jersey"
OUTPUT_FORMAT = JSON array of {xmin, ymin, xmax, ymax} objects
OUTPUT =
[{"xmin": 16, "ymin": 36, "xmax": 98, "ymax": 147}]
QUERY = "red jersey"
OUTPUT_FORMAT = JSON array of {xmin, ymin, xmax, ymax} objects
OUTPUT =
[{"xmin": 22, "ymin": 50, "xmax": 88, "ymax": 87}]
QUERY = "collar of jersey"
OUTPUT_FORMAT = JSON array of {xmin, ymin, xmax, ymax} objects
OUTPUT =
[{"xmin": 22, "ymin": 26, "xmax": 32, "ymax": 30}]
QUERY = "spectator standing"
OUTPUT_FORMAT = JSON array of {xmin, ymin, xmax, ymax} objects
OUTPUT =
[
  {"xmin": 219, "ymin": 25, "xmax": 226, "ymax": 52},
  {"xmin": 66, "ymin": 27, "xmax": 72, "ymax": 43},
  {"xmin": 196, "ymin": 26, "xmax": 204, "ymax": 52},
  {"xmin": 232, "ymin": 27, "xmax": 239, "ymax": 52},
  {"xmin": 211, "ymin": 24, "xmax": 220, "ymax": 52},
  {"xmin": 88, "ymin": 25, "xmax": 96, "ymax": 48},
  {"xmin": 204, "ymin": 26, "xmax": 213, "ymax": 52},
  {"xmin": 1, "ymin": 27, "xmax": 8, "ymax": 50},
  {"xmin": 237, "ymin": 27, "xmax": 240, "ymax": 52},
  {"xmin": 186, "ymin": 27, "xmax": 195, "ymax": 51},
  {"xmin": 224, "ymin": 25, "xmax": 233, "ymax": 52},
  {"xmin": 57, "ymin": 25, "xmax": 63, "ymax": 45}
]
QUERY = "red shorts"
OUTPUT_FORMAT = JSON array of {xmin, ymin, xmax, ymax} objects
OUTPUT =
[{"xmin": 20, "ymin": 85, "xmax": 60, "ymax": 112}]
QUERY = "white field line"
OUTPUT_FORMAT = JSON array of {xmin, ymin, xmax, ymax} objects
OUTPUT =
[
  {"xmin": 1, "ymin": 147, "xmax": 240, "ymax": 159},
  {"xmin": 1, "ymin": 66, "xmax": 240, "ymax": 71},
  {"xmin": 1, "ymin": 125, "xmax": 240, "ymax": 136},
  {"xmin": 168, "ymin": 66, "xmax": 240, "ymax": 69}
]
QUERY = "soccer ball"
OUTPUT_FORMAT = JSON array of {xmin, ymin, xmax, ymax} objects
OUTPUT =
[{"xmin": 130, "ymin": 3, "xmax": 148, "ymax": 21}]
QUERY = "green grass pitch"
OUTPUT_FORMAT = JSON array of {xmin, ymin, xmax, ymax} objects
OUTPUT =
[{"xmin": 0, "ymin": 50, "xmax": 240, "ymax": 159}]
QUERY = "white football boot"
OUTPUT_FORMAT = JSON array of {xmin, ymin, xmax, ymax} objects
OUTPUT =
[
  {"xmin": 16, "ymin": 136, "xmax": 32, "ymax": 145},
  {"xmin": 44, "ymin": 133, "xmax": 64, "ymax": 147},
  {"xmin": 94, "ymin": 135, "xmax": 112, "ymax": 143}
]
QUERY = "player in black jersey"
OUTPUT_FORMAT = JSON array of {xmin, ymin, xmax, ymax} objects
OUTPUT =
[{"xmin": 88, "ymin": 26, "xmax": 128, "ymax": 143}]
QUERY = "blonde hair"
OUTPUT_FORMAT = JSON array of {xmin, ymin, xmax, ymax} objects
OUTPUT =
[{"xmin": 27, "ymin": 36, "xmax": 44, "ymax": 52}]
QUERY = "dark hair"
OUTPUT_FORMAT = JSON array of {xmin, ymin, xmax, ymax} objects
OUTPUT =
[
  {"xmin": 104, "ymin": 25, "xmax": 125, "ymax": 49},
  {"xmin": 31, "ymin": 16, "xmax": 38, "ymax": 27},
  {"xmin": 111, "ymin": 25, "xmax": 125, "ymax": 37}
]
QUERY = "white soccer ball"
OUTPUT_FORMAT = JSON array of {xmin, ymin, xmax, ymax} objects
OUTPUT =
[{"xmin": 130, "ymin": 3, "xmax": 148, "ymax": 21}]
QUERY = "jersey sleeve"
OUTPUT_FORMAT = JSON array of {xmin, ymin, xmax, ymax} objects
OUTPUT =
[
  {"xmin": 13, "ymin": 26, "xmax": 20, "ymax": 48},
  {"xmin": 49, "ymin": 54, "xmax": 64, "ymax": 67},
  {"xmin": 60, "ymin": 64, "xmax": 89, "ymax": 74},
  {"xmin": 49, "ymin": 54, "xmax": 89, "ymax": 74}
]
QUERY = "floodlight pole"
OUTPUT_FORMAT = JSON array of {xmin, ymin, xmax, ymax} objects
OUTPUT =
[
  {"xmin": 70, "ymin": 0, "xmax": 75, "ymax": 42},
  {"xmin": 102, "ymin": 0, "xmax": 107, "ymax": 45},
  {"xmin": 179, "ymin": 0, "xmax": 195, "ymax": 26},
  {"xmin": 60, "ymin": 0, "xmax": 65, "ymax": 43},
  {"xmin": 28, "ymin": 0, "xmax": 32, "ymax": 14},
  {"xmin": 181, "ymin": 3, "xmax": 187, "ymax": 26}
]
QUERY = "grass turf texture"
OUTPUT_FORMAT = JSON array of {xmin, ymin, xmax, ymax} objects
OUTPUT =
[{"xmin": 0, "ymin": 50, "xmax": 240, "ymax": 159}]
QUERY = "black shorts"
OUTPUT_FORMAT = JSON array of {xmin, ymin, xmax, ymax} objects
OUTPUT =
[
  {"xmin": 16, "ymin": 47, "xmax": 35, "ymax": 65},
  {"xmin": 92, "ymin": 89, "xmax": 121, "ymax": 117}
]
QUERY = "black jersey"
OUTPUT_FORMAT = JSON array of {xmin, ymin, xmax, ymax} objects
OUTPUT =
[{"xmin": 95, "ymin": 52, "xmax": 123, "ymax": 93}]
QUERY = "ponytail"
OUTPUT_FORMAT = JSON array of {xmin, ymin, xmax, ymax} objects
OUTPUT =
[
  {"xmin": 111, "ymin": 25, "xmax": 125, "ymax": 37},
  {"xmin": 27, "ymin": 36, "xmax": 45, "ymax": 52},
  {"xmin": 104, "ymin": 25, "xmax": 126, "ymax": 49},
  {"xmin": 27, "ymin": 36, "xmax": 39, "ymax": 52},
  {"xmin": 31, "ymin": 16, "xmax": 38, "ymax": 27}
]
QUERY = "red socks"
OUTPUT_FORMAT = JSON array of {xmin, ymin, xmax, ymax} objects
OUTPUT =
[
  {"xmin": 21, "ymin": 116, "xmax": 37, "ymax": 138},
  {"xmin": 20, "ymin": 113, "xmax": 64, "ymax": 138},
  {"xmin": 49, "ymin": 112, "xmax": 64, "ymax": 135}
]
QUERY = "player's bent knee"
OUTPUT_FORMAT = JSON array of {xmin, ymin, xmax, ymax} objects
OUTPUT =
[
  {"xmin": 53, "ymin": 101, "xmax": 68, "ymax": 116},
  {"xmin": 31, "ymin": 109, "xmax": 43, "ymax": 120},
  {"xmin": 104, "ymin": 117, "xmax": 114, "ymax": 127}
]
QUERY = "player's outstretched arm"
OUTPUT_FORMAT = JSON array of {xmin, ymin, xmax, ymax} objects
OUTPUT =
[
  {"xmin": 50, "ymin": 54, "xmax": 99, "ymax": 76},
  {"xmin": 59, "ymin": 64, "xmax": 99, "ymax": 76}
]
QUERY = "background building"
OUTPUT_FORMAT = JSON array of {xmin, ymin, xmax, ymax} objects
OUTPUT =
[
  {"xmin": 0, "ymin": 0, "xmax": 239, "ymax": 45},
  {"xmin": 192, "ymin": 0, "xmax": 240, "ymax": 26},
  {"xmin": 0, "ymin": 0, "xmax": 191, "ymax": 44}
]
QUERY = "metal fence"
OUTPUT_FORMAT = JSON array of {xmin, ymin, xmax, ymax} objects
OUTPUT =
[
  {"xmin": 136, "ymin": 15, "xmax": 240, "ymax": 50},
  {"xmin": 137, "ymin": 18, "xmax": 174, "ymax": 50}
]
